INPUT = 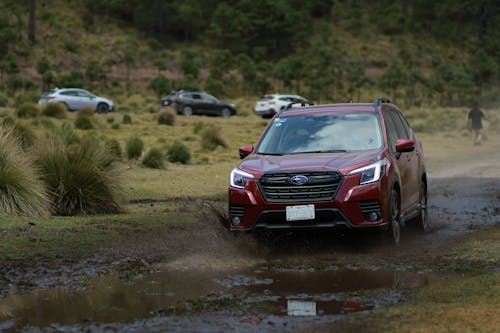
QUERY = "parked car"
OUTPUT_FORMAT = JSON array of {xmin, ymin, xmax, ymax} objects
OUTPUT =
[
  {"xmin": 38, "ymin": 88, "xmax": 114, "ymax": 113},
  {"xmin": 161, "ymin": 89, "xmax": 236, "ymax": 118},
  {"xmin": 228, "ymin": 98, "xmax": 428, "ymax": 244},
  {"xmin": 254, "ymin": 94, "xmax": 310, "ymax": 118}
]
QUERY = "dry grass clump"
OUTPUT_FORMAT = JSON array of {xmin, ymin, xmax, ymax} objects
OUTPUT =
[
  {"xmin": 41, "ymin": 103, "xmax": 66, "ymax": 119},
  {"xmin": 33, "ymin": 131, "xmax": 124, "ymax": 215},
  {"xmin": 0, "ymin": 127, "xmax": 50, "ymax": 216},
  {"xmin": 201, "ymin": 125, "xmax": 228, "ymax": 150},
  {"xmin": 126, "ymin": 136, "xmax": 144, "ymax": 159},
  {"xmin": 16, "ymin": 103, "xmax": 39, "ymax": 118},
  {"xmin": 142, "ymin": 147, "xmax": 165, "ymax": 169},
  {"xmin": 158, "ymin": 109, "xmax": 176, "ymax": 126}
]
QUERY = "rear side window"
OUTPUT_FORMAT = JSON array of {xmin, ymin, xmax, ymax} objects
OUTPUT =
[{"xmin": 383, "ymin": 109, "xmax": 411, "ymax": 152}]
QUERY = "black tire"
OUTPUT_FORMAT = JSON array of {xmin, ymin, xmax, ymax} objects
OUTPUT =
[
  {"xmin": 221, "ymin": 108, "xmax": 231, "ymax": 118},
  {"xmin": 96, "ymin": 103, "xmax": 109, "ymax": 114},
  {"xmin": 183, "ymin": 106, "xmax": 193, "ymax": 116},
  {"xmin": 388, "ymin": 188, "xmax": 401, "ymax": 245},
  {"xmin": 417, "ymin": 182, "xmax": 430, "ymax": 232}
]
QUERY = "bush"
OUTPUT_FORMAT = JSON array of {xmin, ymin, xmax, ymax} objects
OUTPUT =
[
  {"xmin": 0, "ymin": 95, "xmax": 8, "ymax": 107},
  {"xmin": 126, "ymin": 136, "xmax": 144, "ymax": 159},
  {"xmin": 16, "ymin": 103, "xmax": 39, "ymax": 119},
  {"xmin": 142, "ymin": 147, "xmax": 165, "ymax": 169},
  {"xmin": 2, "ymin": 116, "xmax": 15, "ymax": 127},
  {"xmin": 33, "ymin": 132, "xmax": 123, "ymax": 215},
  {"xmin": 111, "ymin": 123, "xmax": 120, "ymax": 130},
  {"xmin": 123, "ymin": 114, "xmax": 132, "ymax": 124},
  {"xmin": 74, "ymin": 114, "xmax": 94, "ymax": 130},
  {"xmin": 79, "ymin": 105, "xmax": 95, "ymax": 117},
  {"xmin": 168, "ymin": 141, "xmax": 191, "ymax": 164},
  {"xmin": 201, "ymin": 125, "xmax": 228, "ymax": 150},
  {"xmin": 0, "ymin": 128, "xmax": 50, "ymax": 216},
  {"xmin": 106, "ymin": 139, "xmax": 122, "ymax": 159},
  {"xmin": 10, "ymin": 123, "xmax": 36, "ymax": 150},
  {"xmin": 41, "ymin": 103, "xmax": 66, "ymax": 119},
  {"xmin": 158, "ymin": 109, "xmax": 176, "ymax": 126},
  {"xmin": 193, "ymin": 121, "xmax": 204, "ymax": 134}
]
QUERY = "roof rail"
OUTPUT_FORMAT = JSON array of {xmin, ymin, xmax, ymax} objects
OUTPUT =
[{"xmin": 373, "ymin": 97, "xmax": 391, "ymax": 109}]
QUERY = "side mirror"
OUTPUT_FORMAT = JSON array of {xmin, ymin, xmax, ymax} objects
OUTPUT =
[
  {"xmin": 395, "ymin": 139, "xmax": 415, "ymax": 153},
  {"xmin": 239, "ymin": 145, "xmax": 254, "ymax": 159}
]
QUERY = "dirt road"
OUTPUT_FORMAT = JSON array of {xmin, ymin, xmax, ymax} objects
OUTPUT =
[{"xmin": 0, "ymin": 134, "xmax": 499, "ymax": 332}]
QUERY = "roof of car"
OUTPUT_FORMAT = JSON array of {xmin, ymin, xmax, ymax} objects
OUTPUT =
[{"xmin": 279, "ymin": 99, "xmax": 397, "ymax": 116}]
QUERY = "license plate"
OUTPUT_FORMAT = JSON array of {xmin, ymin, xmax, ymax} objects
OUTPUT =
[{"xmin": 286, "ymin": 204, "xmax": 315, "ymax": 221}]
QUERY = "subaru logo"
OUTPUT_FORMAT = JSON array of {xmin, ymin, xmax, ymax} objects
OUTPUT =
[{"xmin": 289, "ymin": 175, "xmax": 309, "ymax": 185}]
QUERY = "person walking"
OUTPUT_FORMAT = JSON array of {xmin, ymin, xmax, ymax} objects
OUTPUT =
[{"xmin": 467, "ymin": 101, "xmax": 488, "ymax": 145}]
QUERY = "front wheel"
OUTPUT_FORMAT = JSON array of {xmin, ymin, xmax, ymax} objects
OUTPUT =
[
  {"xmin": 221, "ymin": 108, "xmax": 231, "ymax": 118},
  {"xmin": 388, "ymin": 188, "xmax": 401, "ymax": 245},
  {"xmin": 182, "ymin": 106, "xmax": 193, "ymax": 116},
  {"xmin": 96, "ymin": 103, "xmax": 109, "ymax": 114}
]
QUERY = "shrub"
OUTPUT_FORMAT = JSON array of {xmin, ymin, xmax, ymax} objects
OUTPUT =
[
  {"xmin": 201, "ymin": 125, "xmax": 228, "ymax": 150},
  {"xmin": 193, "ymin": 121, "xmax": 204, "ymax": 134},
  {"xmin": 74, "ymin": 114, "xmax": 94, "ymax": 130},
  {"xmin": 33, "ymin": 132, "xmax": 123, "ymax": 215},
  {"xmin": 16, "ymin": 103, "xmax": 39, "ymax": 119},
  {"xmin": 111, "ymin": 123, "xmax": 120, "ymax": 130},
  {"xmin": 10, "ymin": 123, "xmax": 36, "ymax": 150},
  {"xmin": 106, "ymin": 117, "xmax": 115, "ymax": 124},
  {"xmin": 123, "ymin": 114, "xmax": 132, "ymax": 124},
  {"xmin": 158, "ymin": 109, "xmax": 176, "ymax": 126},
  {"xmin": 142, "ymin": 147, "xmax": 165, "ymax": 169},
  {"xmin": 0, "ymin": 95, "xmax": 8, "ymax": 107},
  {"xmin": 126, "ymin": 136, "xmax": 144, "ymax": 159},
  {"xmin": 41, "ymin": 103, "xmax": 66, "ymax": 119},
  {"xmin": 79, "ymin": 105, "xmax": 95, "ymax": 117},
  {"xmin": 106, "ymin": 139, "xmax": 122, "ymax": 160},
  {"xmin": 168, "ymin": 140, "xmax": 191, "ymax": 164},
  {"xmin": 0, "ymin": 128, "xmax": 50, "ymax": 216},
  {"xmin": 2, "ymin": 116, "xmax": 15, "ymax": 127}
]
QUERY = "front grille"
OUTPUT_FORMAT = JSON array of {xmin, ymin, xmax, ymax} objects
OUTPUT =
[
  {"xmin": 258, "ymin": 171, "xmax": 343, "ymax": 203},
  {"xmin": 359, "ymin": 201, "xmax": 381, "ymax": 214}
]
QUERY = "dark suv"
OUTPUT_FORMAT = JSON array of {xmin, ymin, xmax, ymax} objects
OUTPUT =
[
  {"xmin": 228, "ymin": 98, "xmax": 428, "ymax": 244},
  {"xmin": 161, "ymin": 89, "xmax": 236, "ymax": 118}
]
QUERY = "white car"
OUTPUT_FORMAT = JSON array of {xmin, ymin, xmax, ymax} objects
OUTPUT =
[
  {"xmin": 254, "ymin": 94, "xmax": 309, "ymax": 118},
  {"xmin": 38, "ymin": 88, "xmax": 115, "ymax": 113}
]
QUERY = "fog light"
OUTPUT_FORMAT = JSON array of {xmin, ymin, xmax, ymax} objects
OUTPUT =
[
  {"xmin": 231, "ymin": 216, "xmax": 241, "ymax": 226},
  {"xmin": 368, "ymin": 212, "xmax": 380, "ymax": 221}
]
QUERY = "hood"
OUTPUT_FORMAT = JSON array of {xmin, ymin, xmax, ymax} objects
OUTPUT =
[
  {"xmin": 98, "ymin": 97, "xmax": 114, "ymax": 106},
  {"xmin": 238, "ymin": 150, "xmax": 382, "ymax": 177}
]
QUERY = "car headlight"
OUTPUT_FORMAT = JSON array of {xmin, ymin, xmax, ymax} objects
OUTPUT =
[
  {"xmin": 348, "ymin": 159, "xmax": 387, "ymax": 185},
  {"xmin": 230, "ymin": 168, "xmax": 254, "ymax": 189}
]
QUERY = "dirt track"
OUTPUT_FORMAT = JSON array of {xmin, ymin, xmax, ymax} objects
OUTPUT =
[{"xmin": 0, "ymin": 135, "xmax": 499, "ymax": 332}]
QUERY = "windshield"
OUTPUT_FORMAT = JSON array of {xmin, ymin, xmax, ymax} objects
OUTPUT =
[{"xmin": 256, "ymin": 112, "xmax": 383, "ymax": 154}]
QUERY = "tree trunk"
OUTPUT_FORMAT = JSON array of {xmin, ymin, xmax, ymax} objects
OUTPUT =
[{"xmin": 29, "ymin": 0, "xmax": 36, "ymax": 44}]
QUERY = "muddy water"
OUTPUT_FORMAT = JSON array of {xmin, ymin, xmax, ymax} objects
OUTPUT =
[{"xmin": 0, "ymin": 266, "xmax": 455, "ymax": 332}]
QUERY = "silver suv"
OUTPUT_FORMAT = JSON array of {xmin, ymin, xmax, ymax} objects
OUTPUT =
[
  {"xmin": 254, "ymin": 94, "xmax": 309, "ymax": 118},
  {"xmin": 38, "ymin": 88, "xmax": 115, "ymax": 113}
]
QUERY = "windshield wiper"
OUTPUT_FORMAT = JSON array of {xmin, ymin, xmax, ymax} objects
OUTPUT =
[
  {"xmin": 290, "ymin": 149, "xmax": 347, "ymax": 154},
  {"xmin": 258, "ymin": 152, "xmax": 284, "ymax": 156}
]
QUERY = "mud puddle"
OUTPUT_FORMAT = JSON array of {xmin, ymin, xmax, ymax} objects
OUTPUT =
[{"xmin": 0, "ymin": 265, "xmax": 458, "ymax": 332}]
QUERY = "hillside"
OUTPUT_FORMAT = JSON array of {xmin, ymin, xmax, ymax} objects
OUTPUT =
[{"xmin": 1, "ymin": 0, "xmax": 500, "ymax": 108}]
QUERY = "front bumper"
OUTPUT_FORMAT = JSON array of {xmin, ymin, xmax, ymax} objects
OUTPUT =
[{"xmin": 228, "ymin": 175, "xmax": 388, "ymax": 231}]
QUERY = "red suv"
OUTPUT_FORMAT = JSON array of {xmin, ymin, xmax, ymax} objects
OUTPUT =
[{"xmin": 228, "ymin": 98, "xmax": 428, "ymax": 244}]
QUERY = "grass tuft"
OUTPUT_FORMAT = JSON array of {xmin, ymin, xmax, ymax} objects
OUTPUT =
[
  {"xmin": 168, "ymin": 140, "xmax": 191, "ymax": 164},
  {"xmin": 33, "ymin": 132, "xmax": 124, "ymax": 215},
  {"xmin": 201, "ymin": 125, "xmax": 228, "ymax": 150},
  {"xmin": 41, "ymin": 103, "xmax": 66, "ymax": 119},
  {"xmin": 142, "ymin": 147, "xmax": 165, "ymax": 169},
  {"xmin": 16, "ymin": 103, "xmax": 39, "ymax": 119},
  {"xmin": 158, "ymin": 109, "xmax": 176, "ymax": 126},
  {"xmin": 126, "ymin": 136, "xmax": 144, "ymax": 159},
  {"xmin": 0, "ymin": 127, "xmax": 50, "ymax": 216}
]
